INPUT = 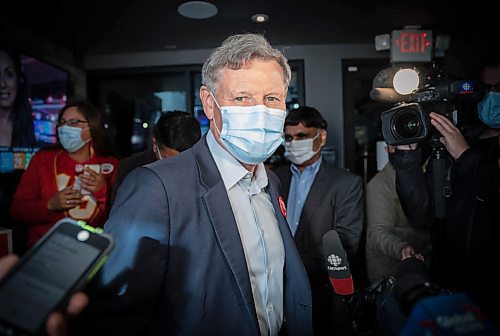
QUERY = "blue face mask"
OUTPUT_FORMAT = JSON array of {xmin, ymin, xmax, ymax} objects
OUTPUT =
[
  {"xmin": 478, "ymin": 91, "xmax": 500, "ymax": 129},
  {"xmin": 211, "ymin": 92, "xmax": 286, "ymax": 165},
  {"xmin": 58, "ymin": 125, "xmax": 89, "ymax": 153}
]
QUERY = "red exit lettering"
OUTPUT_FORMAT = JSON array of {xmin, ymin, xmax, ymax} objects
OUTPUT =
[{"xmin": 396, "ymin": 32, "xmax": 431, "ymax": 53}]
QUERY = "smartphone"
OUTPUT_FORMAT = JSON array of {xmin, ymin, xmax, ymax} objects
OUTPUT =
[
  {"xmin": 0, "ymin": 218, "xmax": 114, "ymax": 335},
  {"xmin": 84, "ymin": 164, "xmax": 100, "ymax": 174}
]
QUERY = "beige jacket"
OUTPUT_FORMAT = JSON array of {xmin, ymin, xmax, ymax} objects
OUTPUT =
[{"xmin": 365, "ymin": 162, "xmax": 431, "ymax": 283}]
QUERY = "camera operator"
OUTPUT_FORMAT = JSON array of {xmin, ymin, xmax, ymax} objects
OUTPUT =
[{"xmin": 389, "ymin": 63, "xmax": 500, "ymax": 325}]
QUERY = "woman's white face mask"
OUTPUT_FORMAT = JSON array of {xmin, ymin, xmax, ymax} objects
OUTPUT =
[{"xmin": 283, "ymin": 130, "xmax": 321, "ymax": 165}]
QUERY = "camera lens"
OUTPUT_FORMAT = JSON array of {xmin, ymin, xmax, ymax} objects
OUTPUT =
[{"xmin": 393, "ymin": 111, "xmax": 421, "ymax": 138}]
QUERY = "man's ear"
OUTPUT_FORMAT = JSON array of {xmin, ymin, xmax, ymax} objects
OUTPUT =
[
  {"xmin": 320, "ymin": 129, "xmax": 327, "ymax": 146},
  {"xmin": 200, "ymin": 86, "xmax": 215, "ymax": 120}
]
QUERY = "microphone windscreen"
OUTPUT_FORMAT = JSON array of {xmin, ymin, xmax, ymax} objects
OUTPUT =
[
  {"xmin": 370, "ymin": 88, "xmax": 408, "ymax": 103},
  {"xmin": 322, "ymin": 230, "xmax": 354, "ymax": 295},
  {"xmin": 400, "ymin": 292, "xmax": 499, "ymax": 335}
]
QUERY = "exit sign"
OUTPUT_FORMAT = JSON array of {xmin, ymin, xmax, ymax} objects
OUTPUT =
[{"xmin": 391, "ymin": 30, "xmax": 433, "ymax": 63}]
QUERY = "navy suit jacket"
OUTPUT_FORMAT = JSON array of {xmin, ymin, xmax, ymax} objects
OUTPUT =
[{"xmin": 78, "ymin": 136, "xmax": 312, "ymax": 336}]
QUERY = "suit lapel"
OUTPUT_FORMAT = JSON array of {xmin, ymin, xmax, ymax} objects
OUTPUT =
[
  {"xmin": 277, "ymin": 166, "xmax": 292, "ymax": 202},
  {"xmin": 268, "ymin": 174, "xmax": 295, "ymax": 247},
  {"xmin": 303, "ymin": 162, "xmax": 329, "ymax": 209},
  {"xmin": 193, "ymin": 138, "xmax": 260, "ymax": 334},
  {"xmin": 295, "ymin": 162, "xmax": 331, "ymax": 238}
]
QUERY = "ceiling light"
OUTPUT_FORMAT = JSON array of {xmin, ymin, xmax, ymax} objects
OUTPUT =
[
  {"xmin": 178, "ymin": 1, "xmax": 218, "ymax": 19},
  {"xmin": 251, "ymin": 14, "xmax": 269, "ymax": 23}
]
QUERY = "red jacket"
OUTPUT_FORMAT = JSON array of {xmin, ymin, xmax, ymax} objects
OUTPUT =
[{"xmin": 10, "ymin": 148, "xmax": 118, "ymax": 247}]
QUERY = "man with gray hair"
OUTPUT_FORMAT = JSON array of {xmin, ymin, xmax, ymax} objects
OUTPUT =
[{"xmin": 72, "ymin": 33, "xmax": 313, "ymax": 336}]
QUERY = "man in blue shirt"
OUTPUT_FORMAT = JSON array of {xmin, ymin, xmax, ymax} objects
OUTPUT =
[{"xmin": 274, "ymin": 106, "xmax": 364, "ymax": 336}]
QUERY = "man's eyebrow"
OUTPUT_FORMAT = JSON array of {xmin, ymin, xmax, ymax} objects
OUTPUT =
[
  {"xmin": 286, "ymin": 132, "xmax": 308, "ymax": 137},
  {"xmin": 229, "ymin": 90, "xmax": 253, "ymax": 96},
  {"xmin": 266, "ymin": 91, "xmax": 286, "ymax": 96}
]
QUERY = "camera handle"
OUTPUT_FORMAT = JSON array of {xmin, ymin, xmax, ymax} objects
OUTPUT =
[{"xmin": 430, "ymin": 146, "xmax": 452, "ymax": 218}]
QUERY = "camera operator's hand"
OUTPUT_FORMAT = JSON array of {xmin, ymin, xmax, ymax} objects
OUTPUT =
[
  {"xmin": 429, "ymin": 112, "xmax": 470, "ymax": 160},
  {"xmin": 400, "ymin": 245, "xmax": 424, "ymax": 261},
  {"xmin": 0, "ymin": 254, "xmax": 89, "ymax": 336}
]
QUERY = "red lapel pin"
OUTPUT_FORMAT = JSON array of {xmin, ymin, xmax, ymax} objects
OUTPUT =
[{"xmin": 278, "ymin": 196, "xmax": 286, "ymax": 218}]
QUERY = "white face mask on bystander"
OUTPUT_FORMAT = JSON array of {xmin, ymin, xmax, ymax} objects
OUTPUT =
[{"xmin": 283, "ymin": 131, "xmax": 321, "ymax": 165}]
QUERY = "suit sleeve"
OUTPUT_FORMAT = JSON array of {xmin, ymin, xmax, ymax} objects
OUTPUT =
[{"xmin": 74, "ymin": 166, "xmax": 170, "ymax": 335}]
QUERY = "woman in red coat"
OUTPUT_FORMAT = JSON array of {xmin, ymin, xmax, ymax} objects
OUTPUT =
[{"xmin": 10, "ymin": 100, "xmax": 118, "ymax": 249}]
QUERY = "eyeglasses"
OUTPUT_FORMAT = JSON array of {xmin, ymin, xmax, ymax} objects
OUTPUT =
[
  {"xmin": 284, "ymin": 129, "xmax": 321, "ymax": 142},
  {"xmin": 57, "ymin": 119, "xmax": 89, "ymax": 127}
]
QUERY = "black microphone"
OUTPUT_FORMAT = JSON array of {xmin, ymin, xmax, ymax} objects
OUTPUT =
[
  {"xmin": 322, "ymin": 229, "xmax": 354, "ymax": 295},
  {"xmin": 323, "ymin": 230, "xmax": 381, "ymax": 335}
]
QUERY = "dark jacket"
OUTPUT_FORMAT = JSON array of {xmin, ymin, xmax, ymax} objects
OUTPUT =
[
  {"xmin": 390, "ymin": 136, "xmax": 500, "ymax": 322},
  {"xmin": 274, "ymin": 160, "xmax": 364, "ymax": 335},
  {"xmin": 110, "ymin": 149, "xmax": 156, "ymax": 204}
]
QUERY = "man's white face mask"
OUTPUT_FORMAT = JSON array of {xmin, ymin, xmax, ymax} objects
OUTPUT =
[{"xmin": 283, "ymin": 130, "xmax": 321, "ymax": 165}]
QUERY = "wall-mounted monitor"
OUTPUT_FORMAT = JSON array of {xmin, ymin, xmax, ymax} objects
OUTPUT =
[
  {"xmin": 0, "ymin": 52, "xmax": 69, "ymax": 172},
  {"xmin": 22, "ymin": 53, "xmax": 69, "ymax": 146}
]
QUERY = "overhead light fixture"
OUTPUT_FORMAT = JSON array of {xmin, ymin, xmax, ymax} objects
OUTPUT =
[
  {"xmin": 178, "ymin": 1, "xmax": 218, "ymax": 19},
  {"xmin": 251, "ymin": 14, "xmax": 269, "ymax": 23}
]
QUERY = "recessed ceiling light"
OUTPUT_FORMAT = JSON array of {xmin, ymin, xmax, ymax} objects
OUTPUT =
[
  {"xmin": 178, "ymin": 1, "xmax": 218, "ymax": 19},
  {"xmin": 251, "ymin": 14, "xmax": 269, "ymax": 23}
]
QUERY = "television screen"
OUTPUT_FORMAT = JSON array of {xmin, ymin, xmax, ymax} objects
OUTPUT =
[
  {"xmin": 21, "ymin": 53, "xmax": 69, "ymax": 146},
  {"xmin": 0, "ymin": 146, "xmax": 40, "ymax": 173},
  {"xmin": 0, "ymin": 53, "xmax": 69, "ymax": 173}
]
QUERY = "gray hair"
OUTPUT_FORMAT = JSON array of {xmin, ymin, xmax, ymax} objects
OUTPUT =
[{"xmin": 201, "ymin": 33, "xmax": 291, "ymax": 94}]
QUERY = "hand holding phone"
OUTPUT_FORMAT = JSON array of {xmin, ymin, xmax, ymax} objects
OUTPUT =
[
  {"xmin": 47, "ymin": 187, "xmax": 83, "ymax": 212},
  {"xmin": 77, "ymin": 164, "xmax": 103, "ymax": 195},
  {"xmin": 0, "ymin": 218, "xmax": 114, "ymax": 335},
  {"xmin": 0, "ymin": 255, "xmax": 89, "ymax": 336}
]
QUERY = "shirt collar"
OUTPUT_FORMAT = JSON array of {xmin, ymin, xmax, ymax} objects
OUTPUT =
[
  {"xmin": 206, "ymin": 130, "xmax": 268, "ymax": 191},
  {"xmin": 290, "ymin": 156, "xmax": 323, "ymax": 175}
]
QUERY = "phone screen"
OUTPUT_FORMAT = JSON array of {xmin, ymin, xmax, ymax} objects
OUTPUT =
[{"xmin": 0, "ymin": 220, "xmax": 113, "ymax": 334}]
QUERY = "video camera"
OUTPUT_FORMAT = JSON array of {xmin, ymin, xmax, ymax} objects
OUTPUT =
[{"xmin": 370, "ymin": 27, "xmax": 482, "ymax": 146}]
